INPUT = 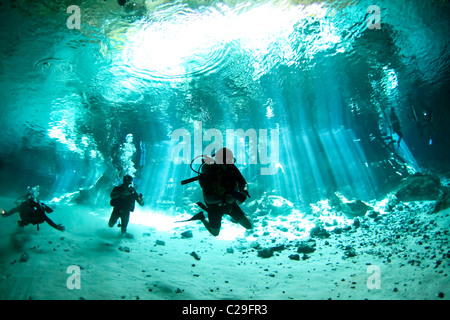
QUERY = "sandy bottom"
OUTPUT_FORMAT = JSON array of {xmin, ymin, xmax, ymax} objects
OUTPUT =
[{"xmin": 0, "ymin": 196, "xmax": 448, "ymax": 301}]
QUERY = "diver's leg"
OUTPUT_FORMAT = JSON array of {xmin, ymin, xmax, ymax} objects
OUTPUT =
[
  {"xmin": 397, "ymin": 133, "xmax": 403, "ymax": 147},
  {"xmin": 202, "ymin": 205, "xmax": 222, "ymax": 237},
  {"xmin": 230, "ymin": 204, "xmax": 252, "ymax": 230},
  {"xmin": 120, "ymin": 211, "xmax": 130, "ymax": 234},
  {"xmin": 238, "ymin": 216, "xmax": 252, "ymax": 230},
  {"xmin": 201, "ymin": 219, "xmax": 220, "ymax": 237},
  {"xmin": 108, "ymin": 208, "xmax": 120, "ymax": 228}
]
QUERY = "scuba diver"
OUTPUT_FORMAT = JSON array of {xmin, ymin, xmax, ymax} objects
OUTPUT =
[
  {"xmin": 109, "ymin": 174, "xmax": 144, "ymax": 234},
  {"xmin": 1, "ymin": 186, "xmax": 65, "ymax": 232},
  {"xmin": 390, "ymin": 107, "xmax": 403, "ymax": 147},
  {"xmin": 379, "ymin": 107, "xmax": 403, "ymax": 150},
  {"xmin": 179, "ymin": 147, "xmax": 252, "ymax": 237},
  {"xmin": 411, "ymin": 104, "xmax": 435, "ymax": 145}
]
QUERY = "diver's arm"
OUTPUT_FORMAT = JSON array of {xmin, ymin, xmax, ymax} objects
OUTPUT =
[
  {"xmin": 44, "ymin": 214, "xmax": 65, "ymax": 231},
  {"xmin": 239, "ymin": 182, "xmax": 249, "ymax": 197},
  {"xmin": 40, "ymin": 203, "xmax": 54, "ymax": 213},
  {"xmin": 233, "ymin": 166, "xmax": 248, "ymax": 191},
  {"xmin": 137, "ymin": 194, "xmax": 144, "ymax": 206},
  {"xmin": 234, "ymin": 167, "xmax": 250, "ymax": 198},
  {"xmin": 130, "ymin": 187, "xmax": 144, "ymax": 206},
  {"xmin": 2, "ymin": 205, "xmax": 22, "ymax": 217}
]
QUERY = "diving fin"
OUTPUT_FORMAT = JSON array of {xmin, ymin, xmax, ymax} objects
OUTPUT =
[{"xmin": 175, "ymin": 211, "xmax": 205, "ymax": 223}]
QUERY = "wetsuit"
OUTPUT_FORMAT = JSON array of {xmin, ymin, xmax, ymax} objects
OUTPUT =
[
  {"xmin": 3, "ymin": 199, "xmax": 61, "ymax": 231},
  {"xmin": 109, "ymin": 184, "xmax": 143, "ymax": 234},
  {"xmin": 199, "ymin": 163, "xmax": 249, "ymax": 230}
]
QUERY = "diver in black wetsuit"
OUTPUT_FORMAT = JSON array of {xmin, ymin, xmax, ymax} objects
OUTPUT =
[
  {"xmin": 411, "ymin": 104, "xmax": 435, "ymax": 145},
  {"xmin": 418, "ymin": 108, "xmax": 434, "ymax": 145},
  {"xmin": 187, "ymin": 148, "xmax": 252, "ymax": 237},
  {"xmin": 108, "ymin": 174, "xmax": 144, "ymax": 234},
  {"xmin": 1, "ymin": 186, "xmax": 65, "ymax": 232},
  {"xmin": 390, "ymin": 107, "xmax": 403, "ymax": 147}
]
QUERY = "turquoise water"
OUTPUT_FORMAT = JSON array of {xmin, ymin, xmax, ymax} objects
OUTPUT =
[
  {"xmin": 1, "ymin": 0, "xmax": 450, "ymax": 302},
  {"xmin": 0, "ymin": 0, "xmax": 449, "ymax": 209}
]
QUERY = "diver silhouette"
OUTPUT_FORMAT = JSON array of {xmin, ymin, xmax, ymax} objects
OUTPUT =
[
  {"xmin": 179, "ymin": 148, "xmax": 252, "ymax": 237},
  {"xmin": 109, "ymin": 174, "xmax": 144, "ymax": 234},
  {"xmin": 411, "ymin": 104, "xmax": 435, "ymax": 145},
  {"xmin": 1, "ymin": 186, "xmax": 65, "ymax": 232},
  {"xmin": 390, "ymin": 107, "xmax": 403, "ymax": 147}
]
